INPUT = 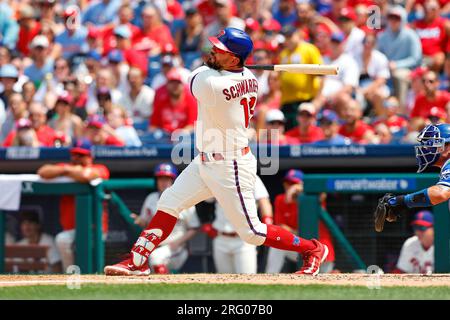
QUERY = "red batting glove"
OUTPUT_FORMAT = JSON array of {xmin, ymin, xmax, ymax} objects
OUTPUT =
[
  {"xmin": 201, "ymin": 223, "xmax": 218, "ymax": 239},
  {"xmin": 262, "ymin": 216, "xmax": 273, "ymax": 225}
]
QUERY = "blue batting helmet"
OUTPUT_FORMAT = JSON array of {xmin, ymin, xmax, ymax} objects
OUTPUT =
[
  {"xmin": 209, "ymin": 28, "xmax": 253, "ymax": 61},
  {"xmin": 154, "ymin": 163, "xmax": 178, "ymax": 179},
  {"xmin": 415, "ymin": 124, "xmax": 450, "ymax": 173}
]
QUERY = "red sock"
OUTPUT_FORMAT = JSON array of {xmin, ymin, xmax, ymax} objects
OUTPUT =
[
  {"xmin": 263, "ymin": 224, "xmax": 316, "ymax": 253},
  {"xmin": 131, "ymin": 210, "xmax": 177, "ymax": 266}
]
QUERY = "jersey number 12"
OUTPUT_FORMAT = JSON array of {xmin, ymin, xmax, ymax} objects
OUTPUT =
[{"xmin": 240, "ymin": 97, "xmax": 256, "ymax": 128}]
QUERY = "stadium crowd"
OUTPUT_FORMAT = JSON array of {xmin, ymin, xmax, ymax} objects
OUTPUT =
[{"xmin": 0, "ymin": 0, "xmax": 449, "ymax": 148}]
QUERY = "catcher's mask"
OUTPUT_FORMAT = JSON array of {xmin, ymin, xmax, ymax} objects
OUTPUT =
[{"xmin": 415, "ymin": 124, "xmax": 450, "ymax": 173}]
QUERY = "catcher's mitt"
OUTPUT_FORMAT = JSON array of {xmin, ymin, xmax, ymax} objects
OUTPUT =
[{"xmin": 374, "ymin": 193, "xmax": 405, "ymax": 232}]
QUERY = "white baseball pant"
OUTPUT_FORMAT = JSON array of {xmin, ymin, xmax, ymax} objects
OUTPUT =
[
  {"xmin": 213, "ymin": 235, "xmax": 257, "ymax": 274},
  {"xmin": 157, "ymin": 152, "xmax": 267, "ymax": 246}
]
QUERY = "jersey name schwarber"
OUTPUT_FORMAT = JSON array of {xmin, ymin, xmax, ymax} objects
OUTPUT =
[{"xmin": 222, "ymin": 79, "xmax": 258, "ymax": 101}]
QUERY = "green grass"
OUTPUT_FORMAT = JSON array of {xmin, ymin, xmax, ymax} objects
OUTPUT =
[{"xmin": 1, "ymin": 283, "xmax": 450, "ymax": 300}]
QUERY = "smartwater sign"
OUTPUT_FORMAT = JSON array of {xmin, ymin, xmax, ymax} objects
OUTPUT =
[{"xmin": 327, "ymin": 178, "xmax": 417, "ymax": 192}]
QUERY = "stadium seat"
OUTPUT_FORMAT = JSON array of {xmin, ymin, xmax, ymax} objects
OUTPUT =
[{"xmin": 5, "ymin": 244, "xmax": 49, "ymax": 273}]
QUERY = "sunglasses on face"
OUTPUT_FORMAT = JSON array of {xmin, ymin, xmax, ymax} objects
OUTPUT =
[
  {"xmin": 253, "ymin": 55, "xmax": 267, "ymax": 61},
  {"xmin": 298, "ymin": 111, "xmax": 313, "ymax": 117},
  {"xmin": 30, "ymin": 113, "xmax": 45, "ymax": 117},
  {"xmin": 413, "ymin": 225, "xmax": 430, "ymax": 232},
  {"xmin": 424, "ymin": 78, "xmax": 436, "ymax": 84},
  {"xmin": 387, "ymin": 15, "xmax": 401, "ymax": 21},
  {"xmin": 319, "ymin": 120, "xmax": 333, "ymax": 126},
  {"xmin": 55, "ymin": 65, "xmax": 68, "ymax": 70},
  {"xmin": 268, "ymin": 121, "xmax": 285, "ymax": 126}
]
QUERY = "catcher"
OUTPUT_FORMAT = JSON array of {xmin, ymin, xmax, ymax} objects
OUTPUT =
[{"xmin": 375, "ymin": 124, "xmax": 450, "ymax": 232}]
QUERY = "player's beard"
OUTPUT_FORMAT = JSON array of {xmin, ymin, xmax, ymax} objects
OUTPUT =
[{"xmin": 206, "ymin": 54, "xmax": 223, "ymax": 70}]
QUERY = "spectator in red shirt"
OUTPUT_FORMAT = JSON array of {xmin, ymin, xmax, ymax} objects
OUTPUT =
[
  {"xmin": 197, "ymin": 0, "xmax": 238, "ymax": 26},
  {"xmin": 3, "ymin": 118, "xmax": 40, "ymax": 147},
  {"xmin": 258, "ymin": 109, "xmax": 299, "ymax": 145},
  {"xmin": 339, "ymin": 98, "xmax": 378, "ymax": 144},
  {"xmin": 86, "ymin": 27, "xmax": 104, "ymax": 56},
  {"xmin": 372, "ymin": 96, "xmax": 408, "ymax": 135},
  {"xmin": 48, "ymin": 92, "xmax": 84, "ymax": 146},
  {"xmin": 133, "ymin": 5, "xmax": 175, "ymax": 55},
  {"xmin": 84, "ymin": 115, "xmax": 125, "ymax": 147},
  {"xmin": 102, "ymin": 4, "xmax": 140, "ymax": 55},
  {"xmin": 413, "ymin": 0, "xmax": 450, "ymax": 72},
  {"xmin": 16, "ymin": 5, "xmax": 41, "ymax": 57},
  {"xmin": 3, "ymin": 102, "xmax": 56, "ymax": 147},
  {"xmin": 407, "ymin": 66, "xmax": 428, "ymax": 114},
  {"xmin": 323, "ymin": 0, "xmax": 348, "ymax": 24},
  {"xmin": 285, "ymin": 102, "xmax": 324, "ymax": 144},
  {"xmin": 149, "ymin": 69, "xmax": 197, "ymax": 134},
  {"xmin": 410, "ymin": 70, "xmax": 450, "ymax": 120},
  {"xmin": 113, "ymin": 26, "xmax": 148, "ymax": 77},
  {"xmin": 265, "ymin": 169, "xmax": 335, "ymax": 273},
  {"xmin": 295, "ymin": 1, "xmax": 318, "ymax": 41},
  {"xmin": 312, "ymin": 23, "xmax": 333, "ymax": 59},
  {"xmin": 37, "ymin": 140, "xmax": 110, "ymax": 271}
]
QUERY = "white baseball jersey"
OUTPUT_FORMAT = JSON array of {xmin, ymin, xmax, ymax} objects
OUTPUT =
[
  {"xmin": 396, "ymin": 235, "xmax": 434, "ymax": 274},
  {"xmin": 213, "ymin": 175, "xmax": 269, "ymax": 233},
  {"xmin": 140, "ymin": 191, "xmax": 200, "ymax": 246},
  {"xmin": 189, "ymin": 66, "xmax": 259, "ymax": 153}
]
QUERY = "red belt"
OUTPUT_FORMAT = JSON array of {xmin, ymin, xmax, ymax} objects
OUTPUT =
[
  {"xmin": 200, "ymin": 146, "xmax": 250, "ymax": 162},
  {"xmin": 218, "ymin": 231, "xmax": 239, "ymax": 237}
]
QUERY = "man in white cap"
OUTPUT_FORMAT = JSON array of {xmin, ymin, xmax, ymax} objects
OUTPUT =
[
  {"xmin": 285, "ymin": 102, "xmax": 324, "ymax": 144},
  {"xmin": 24, "ymin": 35, "xmax": 54, "ymax": 86},
  {"xmin": 259, "ymin": 109, "xmax": 298, "ymax": 145},
  {"xmin": 203, "ymin": 0, "xmax": 245, "ymax": 43}
]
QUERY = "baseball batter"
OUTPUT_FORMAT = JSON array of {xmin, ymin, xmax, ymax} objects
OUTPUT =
[
  {"xmin": 105, "ymin": 28, "xmax": 328, "ymax": 276},
  {"xmin": 131, "ymin": 163, "xmax": 200, "ymax": 274},
  {"xmin": 212, "ymin": 175, "xmax": 272, "ymax": 274}
]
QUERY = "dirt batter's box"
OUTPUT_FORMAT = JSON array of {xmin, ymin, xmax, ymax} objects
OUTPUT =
[{"xmin": 299, "ymin": 173, "xmax": 450, "ymax": 273}]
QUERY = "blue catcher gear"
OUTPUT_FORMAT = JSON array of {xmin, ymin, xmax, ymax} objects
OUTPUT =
[
  {"xmin": 208, "ymin": 28, "xmax": 253, "ymax": 61},
  {"xmin": 154, "ymin": 163, "xmax": 178, "ymax": 179},
  {"xmin": 415, "ymin": 124, "xmax": 450, "ymax": 173}
]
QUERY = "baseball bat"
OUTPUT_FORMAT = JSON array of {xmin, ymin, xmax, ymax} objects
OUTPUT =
[{"xmin": 245, "ymin": 64, "xmax": 339, "ymax": 75}]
